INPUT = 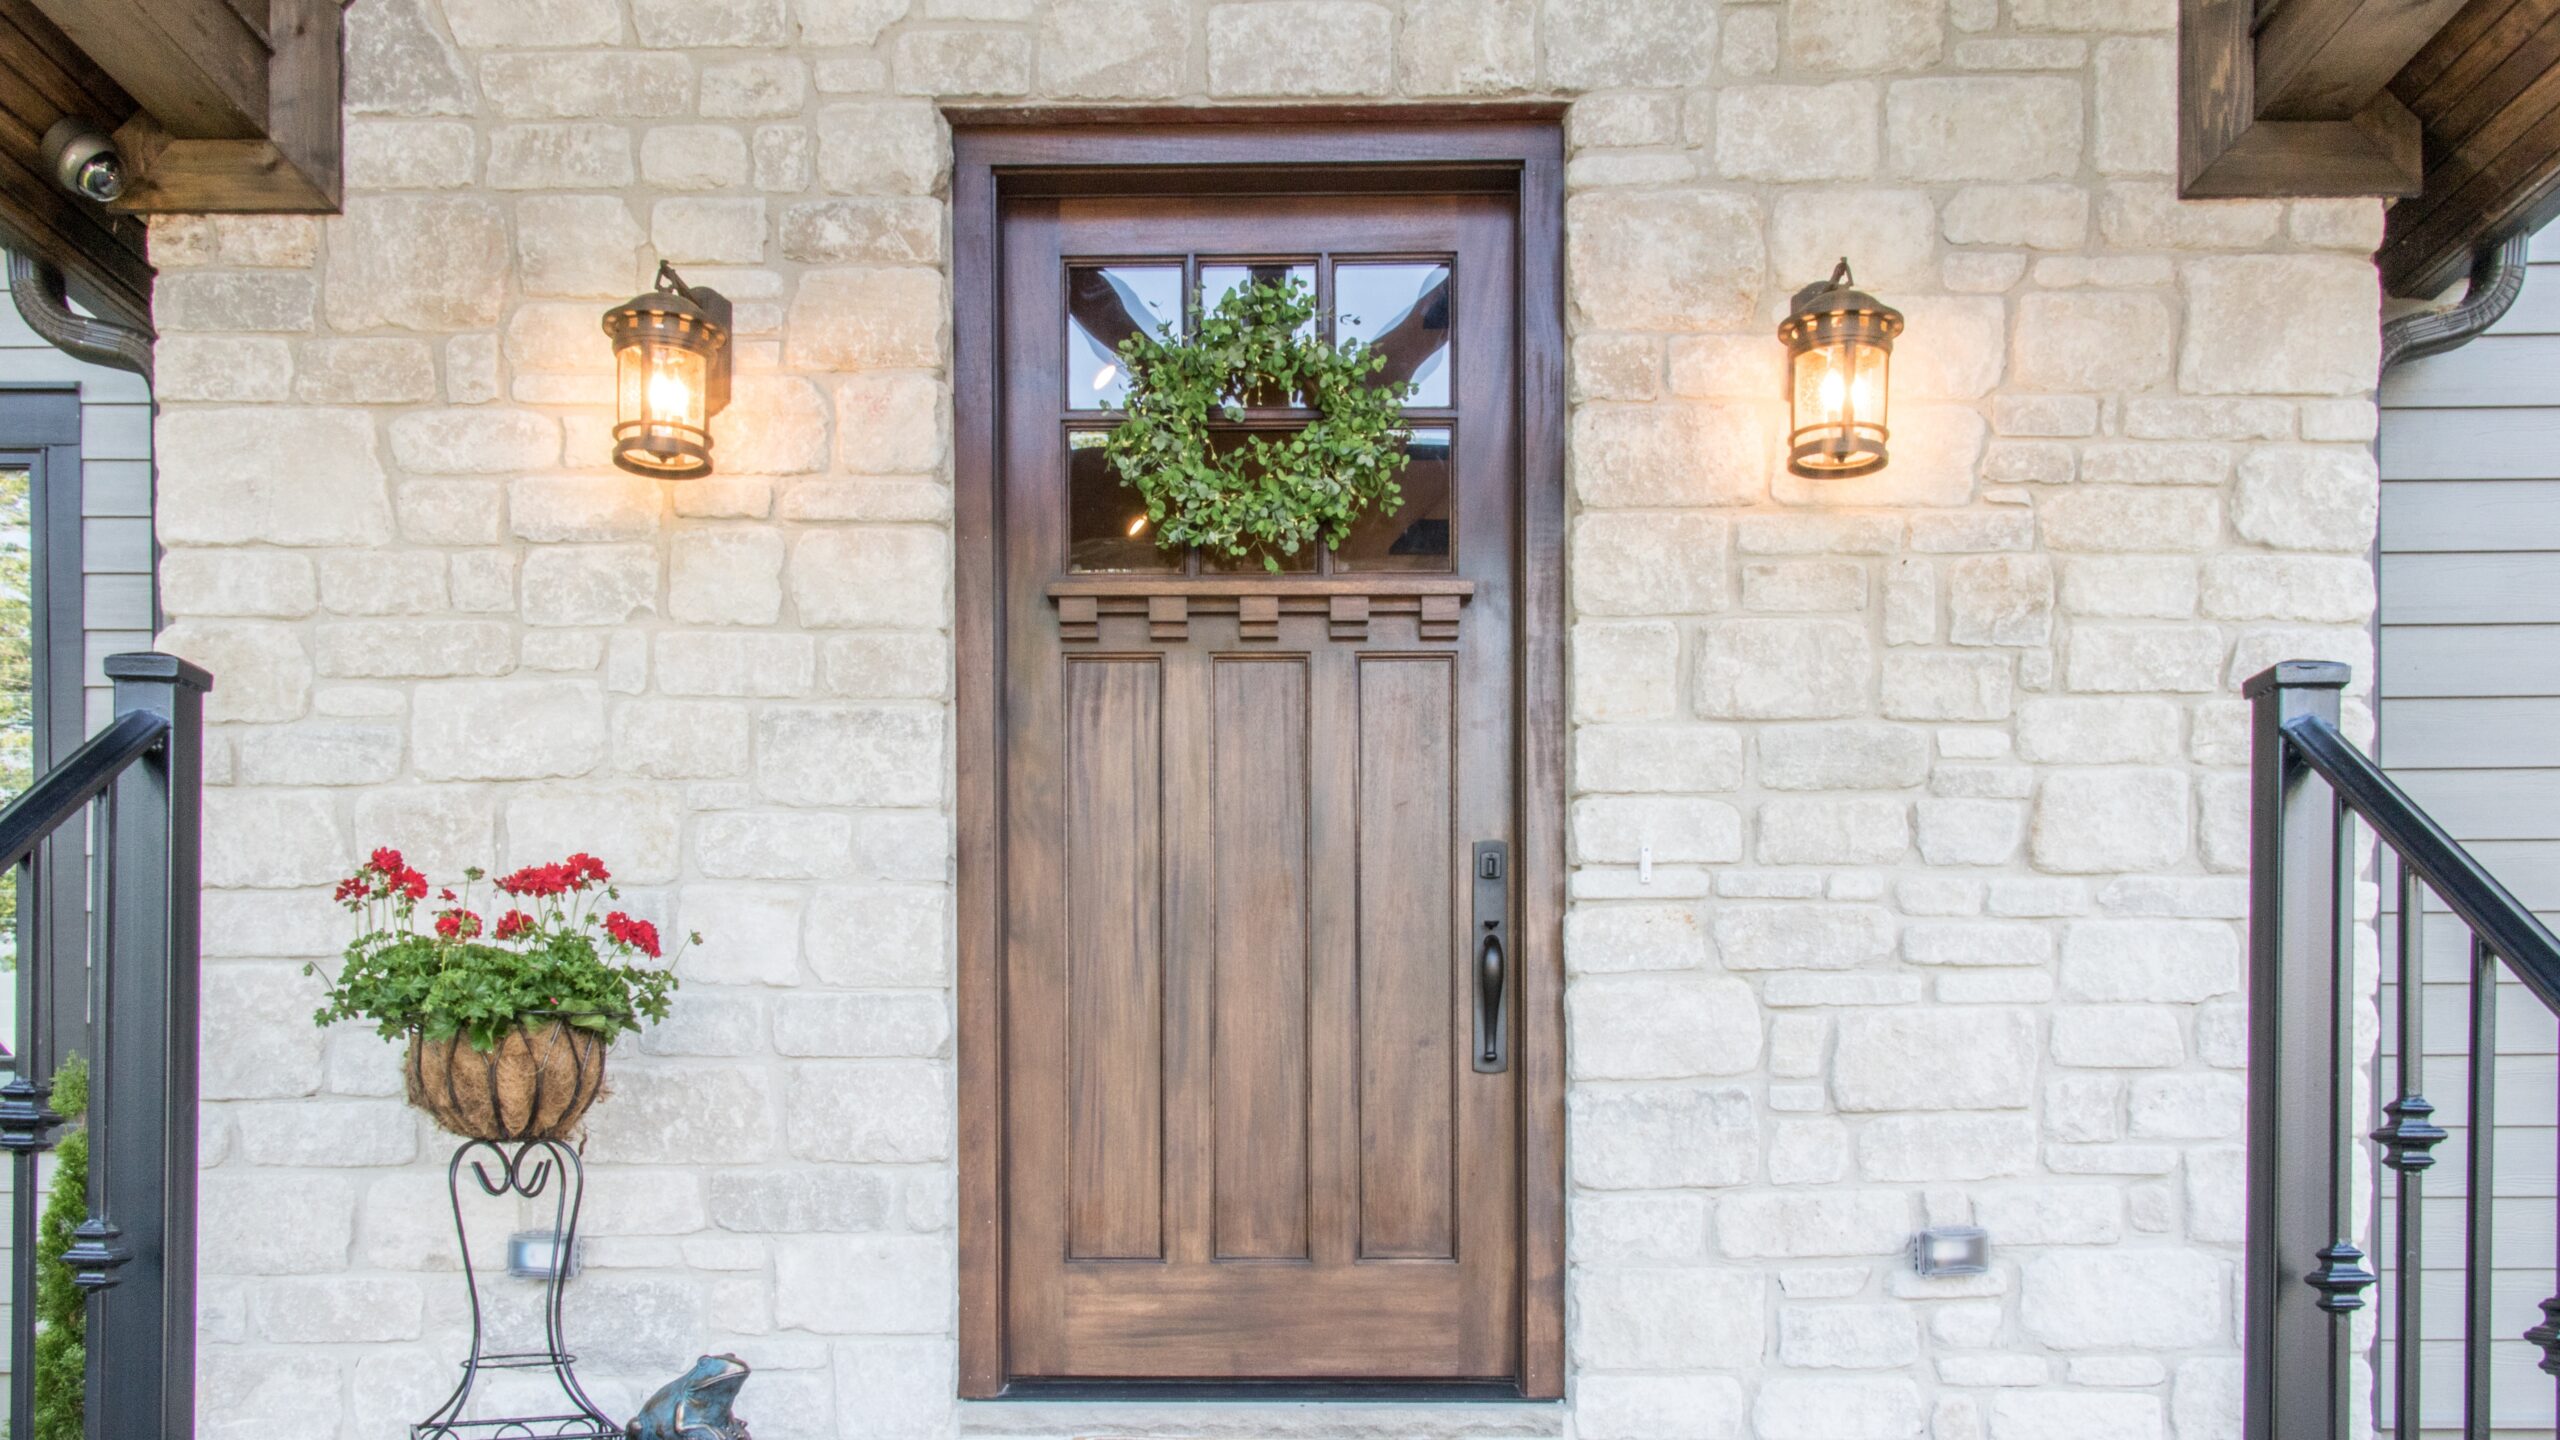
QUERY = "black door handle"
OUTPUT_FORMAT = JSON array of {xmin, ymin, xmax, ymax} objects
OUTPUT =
[{"xmin": 1472, "ymin": 840, "xmax": 1508, "ymax": 1073}]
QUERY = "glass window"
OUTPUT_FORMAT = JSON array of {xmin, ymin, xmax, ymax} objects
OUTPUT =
[
  {"xmin": 1335, "ymin": 429, "xmax": 1452, "ymax": 572},
  {"xmin": 0, "ymin": 466, "xmax": 26, "ymax": 979},
  {"xmin": 1335, "ymin": 262, "xmax": 1451, "ymax": 408},
  {"xmin": 1200, "ymin": 263, "xmax": 1317, "ymax": 322},
  {"xmin": 1067, "ymin": 432, "xmax": 1180, "ymax": 573},
  {"xmin": 1067, "ymin": 265, "xmax": 1181, "ymax": 411}
]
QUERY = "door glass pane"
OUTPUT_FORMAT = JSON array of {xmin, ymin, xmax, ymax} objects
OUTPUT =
[
  {"xmin": 1067, "ymin": 432, "xmax": 1179, "ymax": 573},
  {"xmin": 1200, "ymin": 263, "xmax": 1317, "ymax": 322},
  {"xmin": 1336, "ymin": 429, "xmax": 1452, "ymax": 572},
  {"xmin": 1197, "ymin": 432, "xmax": 1318, "ymax": 573},
  {"xmin": 1201, "ymin": 264, "xmax": 1318, "ymax": 407},
  {"xmin": 1068, "ymin": 265, "xmax": 1181, "ymax": 411},
  {"xmin": 1335, "ymin": 263, "xmax": 1451, "ymax": 408}
]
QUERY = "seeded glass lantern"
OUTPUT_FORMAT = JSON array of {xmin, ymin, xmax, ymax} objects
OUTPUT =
[
  {"xmin": 1778, "ymin": 258, "xmax": 1903, "ymax": 479},
  {"xmin": 603, "ymin": 262, "xmax": 733, "ymax": 479}
]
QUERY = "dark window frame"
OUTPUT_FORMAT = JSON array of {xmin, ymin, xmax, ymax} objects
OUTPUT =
[{"xmin": 0, "ymin": 384, "xmax": 88, "ymax": 1073}]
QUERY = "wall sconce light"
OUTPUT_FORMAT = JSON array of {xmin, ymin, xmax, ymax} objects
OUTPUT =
[
  {"xmin": 603, "ymin": 261, "xmax": 733, "ymax": 479},
  {"xmin": 1778, "ymin": 258, "xmax": 1903, "ymax": 480}
]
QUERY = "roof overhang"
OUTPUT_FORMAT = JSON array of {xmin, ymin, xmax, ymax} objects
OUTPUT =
[
  {"xmin": 0, "ymin": 0, "xmax": 352, "ymax": 334},
  {"xmin": 2184, "ymin": 0, "xmax": 2560, "ymax": 298}
]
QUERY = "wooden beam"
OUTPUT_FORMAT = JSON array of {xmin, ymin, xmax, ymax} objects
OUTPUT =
[
  {"xmin": 2256, "ymin": 0, "xmax": 2476, "ymax": 119},
  {"xmin": 24, "ymin": 0, "xmax": 267, "ymax": 139},
  {"xmin": 2181, "ymin": 0, "xmax": 2429, "ymax": 196},
  {"xmin": 105, "ymin": 0, "xmax": 341, "ymax": 212}
]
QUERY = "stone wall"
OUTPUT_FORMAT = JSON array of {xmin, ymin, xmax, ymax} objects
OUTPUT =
[{"xmin": 162, "ymin": 2, "xmax": 2386, "ymax": 1437}]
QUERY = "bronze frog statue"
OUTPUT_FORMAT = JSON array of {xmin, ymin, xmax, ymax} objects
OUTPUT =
[{"xmin": 626, "ymin": 1353, "xmax": 753, "ymax": 1440}]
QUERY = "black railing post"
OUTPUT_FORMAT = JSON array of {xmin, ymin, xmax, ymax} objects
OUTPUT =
[
  {"xmin": 2244, "ymin": 660, "xmax": 2358, "ymax": 1440},
  {"xmin": 83, "ymin": 654, "xmax": 207, "ymax": 1440}
]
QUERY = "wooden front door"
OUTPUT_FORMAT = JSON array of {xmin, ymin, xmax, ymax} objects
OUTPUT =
[{"xmin": 991, "ymin": 190, "xmax": 1525, "ymax": 1385}]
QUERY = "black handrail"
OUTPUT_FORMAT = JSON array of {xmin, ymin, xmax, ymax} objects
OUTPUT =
[
  {"xmin": 2245, "ymin": 659, "xmax": 2560, "ymax": 1440},
  {"xmin": 0, "ymin": 710, "xmax": 169, "ymax": 871},
  {"xmin": 2278, "ymin": 707, "xmax": 2560, "ymax": 1012}
]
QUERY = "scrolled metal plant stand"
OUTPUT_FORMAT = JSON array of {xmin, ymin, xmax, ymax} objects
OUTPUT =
[{"xmin": 413, "ymin": 1138, "xmax": 619, "ymax": 1440}]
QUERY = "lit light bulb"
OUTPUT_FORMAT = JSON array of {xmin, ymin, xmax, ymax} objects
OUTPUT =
[
  {"xmin": 1818, "ymin": 370, "xmax": 1844, "ymax": 412},
  {"xmin": 1093, "ymin": 363, "xmax": 1119, "ymax": 392},
  {"xmin": 647, "ymin": 368, "xmax": 694, "ymax": 421},
  {"xmin": 1126, "ymin": 514, "xmax": 1149, "ymax": 537}
]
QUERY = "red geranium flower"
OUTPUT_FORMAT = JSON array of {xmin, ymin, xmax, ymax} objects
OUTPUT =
[
  {"xmin": 493, "ymin": 909, "xmax": 536, "ymax": 941},
  {"xmin": 496, "ymin": 863, "xmax": 566, "ymax": 897},
  {"xmin": 603, "ymin": 911, "xmax": 662, "ymax": 959},
  {"xmin": 434, "ymin": 908, "xmax": 482, "ymax": 941}
]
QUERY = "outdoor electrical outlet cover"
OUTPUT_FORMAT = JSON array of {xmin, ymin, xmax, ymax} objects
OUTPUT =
[
  {"xmin": 1912, "ymin": 1226, "xmax": 1990, "ymax": 1277},
  {"xmin": 507, "ymin": 1230, "xmax": 580, "ymax": 1281}
]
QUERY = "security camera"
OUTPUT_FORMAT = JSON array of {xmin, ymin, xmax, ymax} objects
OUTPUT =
[{"xmin": 41, "ymin": 119, "xmax": 123, "ymax": 204}]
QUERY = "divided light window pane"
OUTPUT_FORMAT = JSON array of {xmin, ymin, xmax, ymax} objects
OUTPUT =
[
  {"xmin": 1335, "ymin": 263, "xmax": 1451, "ymax": 408},
  {"xmin": 1337, "ymin": 428, "xmax": 1453, "ymax": 572},
  {"xmin": 1067, "ymin": 432, "xmax": 1179, "ymax": 573},
  {"xmin": 1201, "ymin": 263, "xmax": 1317, "ymax": 325},
  {"xmin": 1067, "ymin": 265, "xmax": 1181, "ymax": 411}
]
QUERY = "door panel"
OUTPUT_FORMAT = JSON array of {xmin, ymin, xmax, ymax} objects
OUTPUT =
[
  {"xmin": 1210, "ymin": 656, "xmax": 1313, "ymax": 1262},
  {"xmin": 996, "ymin": 191, "xmax": 1522, "ymax": 1384},
  {"xmin": 1356, "ymin": 654, "xmax": 1458, "ymax": 1261},
  {"xmin": 1063, "ymin": 656, "xmax": 1165, "ymax": 1261}
]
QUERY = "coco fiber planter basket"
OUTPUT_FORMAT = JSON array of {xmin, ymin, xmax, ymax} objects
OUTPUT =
[{"xmin": 405, "ymin": 1019, "xmax": 610, "ymax": 1142}]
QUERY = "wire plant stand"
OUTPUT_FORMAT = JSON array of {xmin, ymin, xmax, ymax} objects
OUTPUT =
[{"xmin": 414, "ymin": 1138, "xmax": 621, "ymax": 1440}]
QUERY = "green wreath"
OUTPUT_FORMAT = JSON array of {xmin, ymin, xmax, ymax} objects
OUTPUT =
[{"xmin": 1105, "ymin": 277, "xmax": 1414, "ymax": 571}]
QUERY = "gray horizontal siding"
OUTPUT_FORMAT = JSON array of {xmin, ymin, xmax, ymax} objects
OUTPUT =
[
  {"xmin": 0, "ymin": 273, "xmax": 155, "ymax": 733},
  {"xmin": 2383, "ymin": 480, "xmax": 2560, "ymax": 550},
  {"xmin": 2378, "ymin": 250, "xmax": 2560, "ymax": 1437}
]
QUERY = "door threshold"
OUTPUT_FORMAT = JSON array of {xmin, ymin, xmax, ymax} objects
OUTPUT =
[
  {"xmin": 975, "ymin": 1381, "xmax": 1552, "ymax": 1403},
  {"xmin": 959, "ymin": 1384, "xmax": 1566, "ymax": 1440}
]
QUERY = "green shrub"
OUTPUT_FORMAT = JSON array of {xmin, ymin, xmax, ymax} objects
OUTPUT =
[{"xmin": 33, "ymin": 1055, "xmax": 87, "ymax": 1440}]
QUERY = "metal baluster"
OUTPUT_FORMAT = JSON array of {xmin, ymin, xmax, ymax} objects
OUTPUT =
[
  {"xmin": 61, "ymin": 781, "xmax": 123, "ymax": 1298},
  {"xmin": 2525, "ymin": 1043, "xmax": 2560, "ymax": 1418},
  {"xmin": 2465, "ymin": 936, "xmax": 2498, "ymax": 1440},
  {"xmin": 2309, "ymin": 800, "xmax": 2378, "ymax": 1345},
  {"xmin": 2378, "ymin": 858, "xmax": 2447, "ymax": 1436},
  {"xmin": 1, "ymin": 846, "xmax": 57, "ymax": 1440}
]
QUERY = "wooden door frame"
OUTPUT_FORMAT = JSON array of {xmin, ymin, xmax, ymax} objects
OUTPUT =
[{"xmin": 949, "ymin": 110, "xmax": 1568, "ymax": 1401}]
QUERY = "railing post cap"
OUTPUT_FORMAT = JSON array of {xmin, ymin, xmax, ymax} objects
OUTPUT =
[
  {"xmin": 2240, "ymin": 659, "xmax": 2351, "ymax": 699},
  {"xmin": 104, "ymin": 652, "xmax": 213, "ymax": 693}
]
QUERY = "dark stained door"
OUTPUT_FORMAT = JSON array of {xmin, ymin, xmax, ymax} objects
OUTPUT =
[{"xmin": 996, "ymin": 191, "xmax": 1522, "ymax": 1382}]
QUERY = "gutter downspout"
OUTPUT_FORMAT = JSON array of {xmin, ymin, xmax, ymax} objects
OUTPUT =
[
  {"xmin": 6, "ymin": 251, "xmax": 152, "ymax": 384},
  {"xmin": 2381, "ymin": 231, "xmax": 2531, "ymax": 372},
  {"xmin": 2368, "ymin": 229, "xmax": 2532, "ymax": 775}
]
